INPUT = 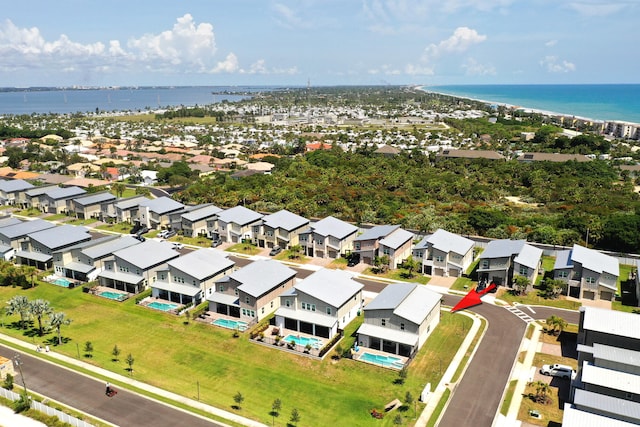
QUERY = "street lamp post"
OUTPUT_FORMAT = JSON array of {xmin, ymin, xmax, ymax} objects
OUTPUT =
[{"xmin": 13, "ymin": 354, "xmax": 28, "ymax": 396}]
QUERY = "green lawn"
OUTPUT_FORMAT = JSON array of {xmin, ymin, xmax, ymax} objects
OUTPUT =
[
  {"xmin": 226, "ymin": 243, "xmax": 261, "ymax": 256},
  {"xmin": 497, "ymin": 288, "xmax": 581, "ymax": 310},
  {"xmin": 95, "ymin": 222, "xmax": 132, "ymax": 234},
  {"xmin": 14, "ymin": 208, "xmax": 42, "ymax": 217},
  {"xmin": 0, "ymin": 284, "xmax": 471, "ymax": 426},
  {"xmin": 361, "ymin": 268, "xmax": 431, "ymax": 285}
]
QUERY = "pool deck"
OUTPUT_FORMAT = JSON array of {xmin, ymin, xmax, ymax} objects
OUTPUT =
[
  {"xmin": 91, "ymin": 285, "xmax": 130, "ymax": 302},
  {"xmin": 140, "ymin": 296, "xmax": 181, "ymax": 314},
  {"xmin": 353, "ymin": 347, "xmax": 408, "ymax": 369}
]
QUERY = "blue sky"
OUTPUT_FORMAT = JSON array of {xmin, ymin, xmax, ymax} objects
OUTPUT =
[{"xmin": 1, "ymin": 0, "xmax": 637, "ymax": 87}]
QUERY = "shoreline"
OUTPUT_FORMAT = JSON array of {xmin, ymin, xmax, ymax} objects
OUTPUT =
[{"xmin": 417, "ymin": 85, "xmax": 640, "ymax": 127}]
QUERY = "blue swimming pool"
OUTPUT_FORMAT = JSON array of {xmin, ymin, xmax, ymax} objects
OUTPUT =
[
  {"xmin": 53, "ymin": 278, "xmax": 72, "ymax": 288},
  {"xmin": 98, "ymin": 291, "xmax": 127, "ymax": 301},
  {"xmin": 212, "ymin": 318, "xmax": 248, "ymax": 331},
  {"xmin": 283, "ymin": 334, "xmax": 323, "ymax": 349},
  {"xmin": 148, "ymin": 301, "xmax": 178, "ymax": 312},
  {"xmin": 359, "ymin": 352, "xmax": 404, "ymax": 369}
]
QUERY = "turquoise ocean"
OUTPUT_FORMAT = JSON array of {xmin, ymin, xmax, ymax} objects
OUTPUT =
[{"xmin": 423, "ymin": 84, "xmax": 640, "ymax": 124}]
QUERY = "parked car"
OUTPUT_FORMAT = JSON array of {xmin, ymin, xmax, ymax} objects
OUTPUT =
[
  {"xmin": 136, "ymin": 227, "xmax": 149, "ymax": 236},
  {"xmin": 269, "ymin": 245, "xmax": 282, "ymax": 256},
  {"xmin": 164, "ymin": 230, "xmax": 177, "ymax": 238},
  {"xmin": 134, "ymin": 235, "xmax": 146, "ymax": 242},
  {"xmin": 172, "ymin": 243, "xmax": 183, "ymax": 250},
  {"xmin": 540, "ymin": 364, "xmax": 576, "ymax": 379},
  {"xmin": 157, "ymin": 230, "xmax": 169, "ymax": 238},
  {"xmin": 347, "ymin": 253, "xmax": 360, "ymax": 267},
  {"xmin": 211, "ymin": 239, "xmax": 222, "ymax": 248}
]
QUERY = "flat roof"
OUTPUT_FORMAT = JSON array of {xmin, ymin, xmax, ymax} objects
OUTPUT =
[
  {"xmin": 0, "ymin": 219, "xmax": 56, "ymax": 239},
  {"xmin": 294, "ymin": 269, "xmax": 363, "ymax": 308},
  {"xmin": 168, "ymin": 249, "xmax": 234, "ymax": 281},
  {"xmin": 426, "ymin": 229, "xmax": 474, "ymax": 255},
  {"xmin": 112, "ymin": 240, "xmax": 179, "ymax": 270},
  {"xmin": 581, "ymin": 306, "xmax": 640, "ymax": 341},
  {"xmin": 152, "ymin": 280, "xmax": 202, "ymax": 296},
  {"xmin": 357, "ymin": 323, "xmax": 418, "ymax": 346},
  {"xmin": 216, "ymin": 205, "xmax": 263, "ymax": 226},
  {"xmin": 262, "ymin": 209, "xmax": 309, "ymax": 231},
  {"xmin": 232, "ymin": 259, "xmax": 296, "ymax": 298},
  {"xmin": 28, "ymin": 225, "xmax": 91, "ymax": 250},
  {"xmin": 310, "ymin": 216, "xmax": 358, "ymax": 239}
]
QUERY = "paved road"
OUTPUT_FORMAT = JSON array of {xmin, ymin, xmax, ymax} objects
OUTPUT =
[{"xmin": 0, "ymin": 345, "xmax": 222, "ymax": 427}]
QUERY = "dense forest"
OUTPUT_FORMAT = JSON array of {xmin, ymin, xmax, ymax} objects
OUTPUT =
[{"xmin": 177, "ymin": 149, "xmax": 640, "ymax": 254}]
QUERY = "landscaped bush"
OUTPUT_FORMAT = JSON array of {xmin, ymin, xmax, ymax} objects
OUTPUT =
[{"xmin": 319, "ymin": 331, "xmax": 344, "ymax": 358}]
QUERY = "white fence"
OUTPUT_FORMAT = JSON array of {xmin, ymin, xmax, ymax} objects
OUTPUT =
[{"xmin": 0, "ymin": 386, "xmax": 94, "ymax": 427}]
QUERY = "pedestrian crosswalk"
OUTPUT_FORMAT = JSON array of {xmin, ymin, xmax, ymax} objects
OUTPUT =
[{"xmin": 505, "ymin": 305, "xmax": 535, "ymax": 323}]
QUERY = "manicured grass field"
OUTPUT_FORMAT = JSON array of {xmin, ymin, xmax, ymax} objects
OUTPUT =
[{"xmin": 0, "ymin": 283, "xmax": 471, "ymax": 426}]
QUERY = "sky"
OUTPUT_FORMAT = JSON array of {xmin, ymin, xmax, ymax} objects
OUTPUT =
[{"xmin": 0, "ymin": 0, "xmax": 638, "ymax": 87}]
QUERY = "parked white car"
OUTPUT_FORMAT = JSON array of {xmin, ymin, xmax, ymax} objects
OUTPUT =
[{"xmin": 540, "ymin": 364, "xmax": 576, "ymax": 379}]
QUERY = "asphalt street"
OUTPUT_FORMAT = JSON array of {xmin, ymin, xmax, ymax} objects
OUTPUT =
[{"xmin": 0, "ymin": 345, "xmax": 223, "ymax": 427}]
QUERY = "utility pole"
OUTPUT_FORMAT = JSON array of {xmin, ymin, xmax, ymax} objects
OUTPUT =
[{"xmin": 14, "ymin": 354, "xmax": 29, "ymax": 396}]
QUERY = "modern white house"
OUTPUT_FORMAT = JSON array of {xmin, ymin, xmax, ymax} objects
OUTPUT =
[
  {"xmin": 299, "ymin": 216, "xmax": 358, "ymax": 259},
  {"xmin": 97, "ymin": 240, "xmax": 180, "ymax": 294},
  {"xmin": 151, "ymin": 248, "xmax": 235, "ymax": 306},
  {"xmin": 357, "ymin": 282, "xmax": 441, "ymax": 357},
  {"xmin": 274, "ymin": 269, "xmax": 363, "ymax": 339},
  {"xmin": 354, "ymin": 225, "xmax": 414, "ymax": 269},
  {"xmin": 0, "ymin": 179, "xmax": 34, "ymax": 205},
  {"xmin": 16, "ymin": 225, "xmax": 92, "ymax": 270},
  {"xmin": 208, "ymin": 259, "xmax": 296, "ymax": 323},
  {"xmin": 213, "ymin": 205, "xmax": 263, "ymax": 243},
  {"xmin": 412, "ymin": 229, "xmax": 475, "ymax": 277},
  {"xmin": 477, "ymin": 239, "xmax": 542, "ymax": 288},
  {"xmin": 563, "ymin": 307, "xmax": 640, "ymax": 426},
  {"xmin": 553, "ymin": 244, "xmax": 619, "ymax": 302},
  {"xmin": 255, "ymin": 209, "xmax": 309, "ymax": 249}
]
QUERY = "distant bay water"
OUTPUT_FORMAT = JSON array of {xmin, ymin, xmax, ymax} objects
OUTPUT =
[
  {"xmin": 0, "ymin": 86, "xmax": 278, "ymax": 115},
  {"xmin": 423, "ymin": 84, "xmax": 640, "ymax": 124}
]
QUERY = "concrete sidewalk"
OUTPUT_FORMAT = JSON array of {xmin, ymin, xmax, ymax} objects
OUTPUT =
[
  {"xmin": 0, "ymin": 333, "xmax": 266, "ymax": 427},
  {"xmin": 415, "ymin": 309, "xmax": 483, "ymax": 427}
]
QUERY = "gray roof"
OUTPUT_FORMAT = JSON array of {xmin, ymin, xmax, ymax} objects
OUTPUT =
[
  {"xmin": 0, "ymin": 179, "xmax": 34, "ymax": 192},
  {"xmin": 480, "ymin": 239, "xmax": 526, "ymax": 259},
  {"xmin": 560, "ymin": 244, "xmax": 619, "ymax": 276},
  {"xmin": 15, "ymin": 250, "xmax": 51, "ymax": 262},
  {"xmin": 232, "ymin": 259, "xmax": 296, "ymax": 298},
  {"xmin": 115, "ymin": 195, "xmax": 151, "ymax": 210},
  {"xmin": 112, "ymin": 240, "xmax": 179, "ymax": 270},
  {"xmin": 45, "ymin": 186, "xmax": 86, "ymax": 200},
  {"xmin": 581, "ymin": 306, "xmax": 640, "ymax": 341},
  {"xmin": 53, "ymin": 234, "xmax": 118, "ymax": 254},
  {"xmin": 207, "ymin": 292, "xmax": 240, "ymax": 306},
  {"xmin": 63, "ymin": 261, "xmax": 95, "ymax": 274},
  {"xmin": 81, "ymin": 235, "xmax": 140, "ymax": 259},
  {"xmin": 365, "ymin": 282, "xmax": 441, "ymax": 325},
  {"xmin": 152, "ymin": 280, "xmax": 202, "ymax": 296},
  {"xmin": 140, "ymin": 196, "xmax": 184, "ymax": 215},
  {"xmin": 216, "ymin": 205, "xmax": 263, "ymax": 226},
  {"xmin": 262, "ymin": 209, "xmax": 309, "ymax": 231},
  {"xmin": 513, "ymin": 243, "xmax": 542, "ymax": 269},
  {"xmin": 71, "ymin": 192, "xmax": 116, "ymax": 206},
  {"xmin": 562, "ymin": 404, "xmax": 638, "ymax": 427},
  {"xmin": 274, "ymin": 306, "xmax": 338, "ymax": 328},
  {"xmin": 25, "ymin": 185, "xmax": 59, "ymax": 197},
  {"xmin": 98, "ymin": 269, "xmax": 144, "ymax": 285},
  {"xmin": 379, "ymin": 228, "xmax": 414, "ymax": 250},
  {"xmin": 168, "ymin": 249, "xmax": 234, "ymax": 281},
  {"xmin": 581, "ymin": 363, "xmax": 640, "ymax": 395},
  {"xmin": 28, "ymin": 225, "xmax": 91, "ymax": 250},
  {"xmin": 294, "ymin": 269, "xmax": 363, "ymax": 308},
  {"xmin": 0, "ymin": 217, "xmax": 23, "ymax": 228},
  {"xmin": 0, "ymin": 219, "xmax": 56, "ymax": 239},
  {"xmin": 310, "ymin": 216, "xmax": 358, "ymax": 240},
  {"xmin": 573, "ymin": 388, "xmax": 640, "ymax": 421},
  {"xmin": 593, "ymin": 343, "xmax": 640, "ymax": 366},
  {"xmin": 355, "ymin": 225, "xmax": 400, "ymax": 242},
  {"xmin": 426, "ymin": 229, "xmax": 474, "ymax": 255},
  {"xmin": 554, "ymin": 249, "xmax": 572, "ymax": 269},
  {"xmin": 181, "ymin": 204, "xmax": 222, "ymax": 222}
]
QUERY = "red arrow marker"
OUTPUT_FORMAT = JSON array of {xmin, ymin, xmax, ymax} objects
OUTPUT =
[{"xmin": 451, "ymin": 283, "xmax": 497, "ymax": 312}]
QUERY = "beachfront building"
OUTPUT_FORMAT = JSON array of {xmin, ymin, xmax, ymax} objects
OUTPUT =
[
  {"xmin": 477, "ymin": 239, "xmax": 542, "ymax": 288},
  {"xmin": 255, "ymin": 209, "xmax": 309, "ymax": 250},
  {"xmin": 97, "ymin": 240, "xmax": 179, "ymax": 294},
  {"xmin": 16, "ymin": 225, "xmax": 92, "ymax": 270},
  {"xmin": 53, "ymin": 235, "xmax": 140, "ymax": 282},
  {"xmin": 208, "ymin": 259, "xmax": 296, "ymax": 324},
  {"xmin": 357, "ymin": 282, "xmax": 441, "ymax": 357},
  {"xmin": 274, "ymin": 269, "xmax": 363, "ymax": 339},
  {"xmin": 152, "ymin": 249, "xmax": 235, "ymax": 306},
  {"xmin": 213, "ymin": 205, "xmax": 263, "ymax": 243},
  {"xmin": 412, "ymin": 229, "xmax": 475, "ymax": 277},
  {"xmin": 299, "ymin": 216, "xmax": 358, "ymax": 259},
  {"xmin": 553, "ymin": 244, "xmax": 619, "ymax": 302},
  {"xmin": 562, "ymin": 307, "xmax": 640, "ymax": 426}
]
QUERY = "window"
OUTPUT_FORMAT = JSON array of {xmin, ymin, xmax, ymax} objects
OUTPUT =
[
  {"xmin": 285, "ymin": 299, "xmax": 291, "ymax": 307},
  {"xmin": 435, "ymin": 255, "xmax": 444, "ymax": 263},
  {"xmin": 326, "ymin": 307, "xmax": 332, "ymax": 315},
  {"xmin": 270, "ymin": 301, "xmax": 274, "ymax": 308},
  {"xmin": 481, "ymin": 260, "xmax": 489, "ymax": 269},
  {"xmin": 261, "ymin": 307, "xmax": 265, "ymax": 314},
  {"xmin": 383, "ymin": 247, "xmax": 391, "ymax": 255},
  {"xmin": 557, "ymin": 271, "xmax": 568, "ymax": 278},
  {"xmin": 218, "ymin": 284, "xmax": 224, "ymax": 292},
  {"xmin": 245, "ymin": 296, "xmax": 251, "ymax": 304},
  {"xmin": 519, "ymin": 266, "xmax": 528, "ymax": 275},
  {"xmin": 585, "ymin": 277, "xmax": 596, "ymax": 284},
  {"xmin": 354, "ymin": 242, "xmax": 360, "ymax": 250},
  {"xmin": 316, "ymin": 238, "xmax": 323, "ymax": 245},
  {"xmin": 301, "ymin": 302, "xmax": 316, "ymax": 312},
  {"xmin": 400, "ymin": 323, "xmax": 405, "ymax": 331},
  {"xmin": 381, "ymin": 319, "xmax": 386, "ymax": 327},
  {"xmin": 234, "ymin": 288, "xmax": 238, "ymax": 296},
  {"xmin": 414, "ymin": 250, "xmax": 423, "ymax": 258}
]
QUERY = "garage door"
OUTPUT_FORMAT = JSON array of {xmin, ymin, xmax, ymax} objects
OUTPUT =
[
  {"xmin": 600, "ymin": 291, "xmax": 613, "ymax": 301},
  {"xmin": 583, "ymin": 291, "xmax": 595, "ymax": 300}
]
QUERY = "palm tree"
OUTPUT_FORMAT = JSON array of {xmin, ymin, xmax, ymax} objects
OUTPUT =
[
  {"xmin": 111, "ymin": 182, "xmax": 126, "ymax": 198},
  {"xmin": 6, "ymin": 295, "xmax": 31, "ymax": 329},
  {"xmin": 530, "ymin": 380, "xmax": 552, "ymax": 404},
  {"xmin": 49, "ymin": 312, "xmax": 72, "ymax": 345},
  {"xmin": 30, "ymin": 299, "xmax": 53, "ymax": 336},
  {"xmin": 545, "ymin": 315, "xmax": 567, "ymax": 336}
]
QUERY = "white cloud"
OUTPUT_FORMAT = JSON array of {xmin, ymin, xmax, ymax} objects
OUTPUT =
[
  {"xmin": 422, "ymin": 27, "xmax": 487, "ymax": 61},
  {"xmin": 540, "ymin": 56, "xmax": 576, "ymax": 73},
  {"xmin": 404, "ymin": 63, "xmax": 434, "ymax": 76},
  {"xmin": 567, "ymin": 1, "xmax": 627, "ymax": 16},
  {"xmin": 271, "ymin": 3, "xmax": 312, "ymax": 29},
  {"xmin": 545, "ymin": 39, "xmax": 558, "ymax": 47},
  {"xmin": 462, "ymin": 58, "xmax": 496, "ymax": 76},
  {"xmin": 211, "ymin": 53, "xmax": 239, "ymax": 73}
]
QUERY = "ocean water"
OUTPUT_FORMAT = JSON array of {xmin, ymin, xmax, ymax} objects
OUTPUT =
[
  {"xmin": 0, "ymin": 86, "xmax": 272, "ymax": 115},
  {"xmin": 424, "ymin": 84, "xmax": 640, "ymax": 124}
]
